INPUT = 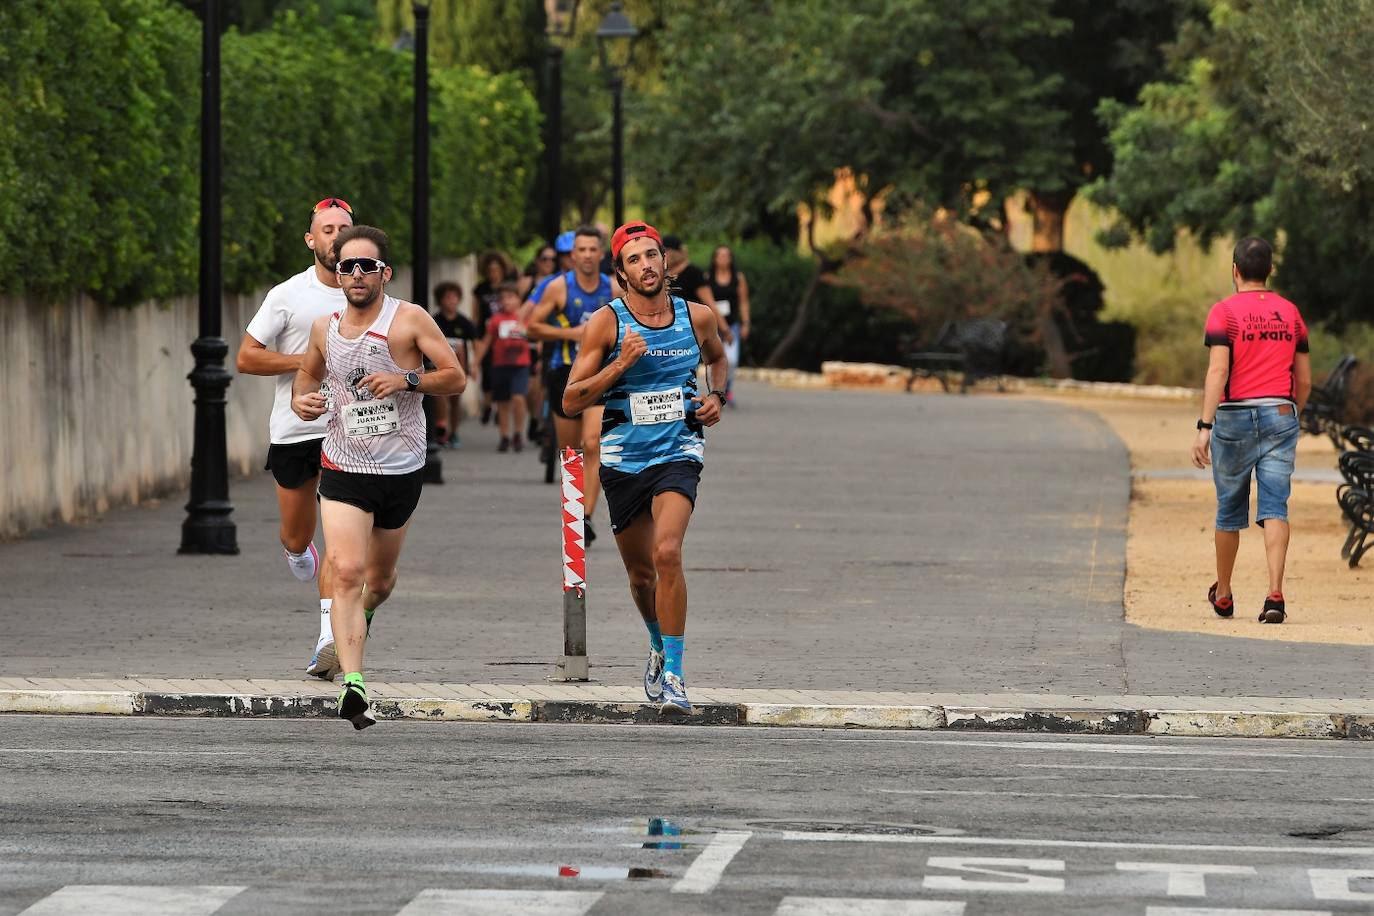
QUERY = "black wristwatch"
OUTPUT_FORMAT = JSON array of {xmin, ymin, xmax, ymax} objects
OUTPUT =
[
  {"xmin": 1197, "ymin": 419, "xmax": 1213, "ymax": 430},
  {"xmin": 710, "ymin": 389, "xmax": 727, "ymax": 407},
  {"xmin": 404, "ymin": 370, "xmax": 421, "ymax": 392}
]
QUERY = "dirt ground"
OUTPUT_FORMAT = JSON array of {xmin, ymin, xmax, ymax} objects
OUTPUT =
[{"xmin": 1025, "ymin": 391, "xmax": 1372, "ymax": 646}]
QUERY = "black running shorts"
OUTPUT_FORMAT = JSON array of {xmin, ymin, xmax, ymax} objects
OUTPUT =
[
  {"xmin": 318, "ymin": 468, "xmax": 424, "ymax": 530},
  {"xmin": 545, "ymin": 365, "xmax": 574, "ymax": 419},
  {"xmin": 600, "ymin": 460, "xmax": 702, "ymax": 535},
  {"xmin": 264, "ymin": 438, "xmax": 323, "ymax": 490}
]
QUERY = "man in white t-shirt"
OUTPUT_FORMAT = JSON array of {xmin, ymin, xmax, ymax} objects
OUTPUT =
[{"xmin": 236, "ymin": 196, "xmax": 353, "ymax": 679}]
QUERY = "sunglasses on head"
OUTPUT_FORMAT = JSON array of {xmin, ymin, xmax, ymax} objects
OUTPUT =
[
  {"xmin": 312, "ymin": 197, "xmax": 353, "ymax": 215},
  {"xmin": 336, "ymin": 256, "xmax": 386, "ymax": 275}
]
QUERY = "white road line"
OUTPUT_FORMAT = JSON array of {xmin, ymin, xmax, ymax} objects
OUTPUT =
[
  {"xmin": 753, "ymin": 737, "xmax": 1361, "ymax": 759},
  {"xmin": 0, "ymin": 748, "xmax": 253, "ymax": 757},
  {"xmin": 396, "ymin": 889, "xmax": 603, "ymax": 916},
  {"xmin": 1015, "ymin": 763, "xmax": 1288, "ymax": 774},
  {"xmin": 777, "ymin": 832, "xmax": 1374, "ymax": 857},
  {"xmin": 672, "ymin": 830, "xmax": 752, "ymax": 894},
  {"xmin": 1145, "ymin": 908, "xmax": 1332, "ymax": 916},
  {"xmin": 777, "ymin": 898, "xmax": 966, "ymax": 915},
  {"xmin": 18, "ymin": 885, "xmax": 244, "ymax": 916},
  {"xmin": 872, "ymin": 789, "xmax": 1199, "ymax": 801},
  {"xmin": 1117, "ymin": 862, "xmax": 1258, "ymax": 897}
]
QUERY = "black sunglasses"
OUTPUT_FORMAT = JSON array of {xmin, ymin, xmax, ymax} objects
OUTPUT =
[{"xmin": 336, "ymin": 256, "xmax": 386, "ymax": 275}]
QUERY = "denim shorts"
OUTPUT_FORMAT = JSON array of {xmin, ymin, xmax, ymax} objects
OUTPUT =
[{"xmin": 1211, "ymin": 403, "xmax": 1300, "ymax": 530}]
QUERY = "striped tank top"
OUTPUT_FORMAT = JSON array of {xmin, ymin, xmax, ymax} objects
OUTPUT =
[
  {"xmin": 547, "ymin": 270, "xmax": 613, "ymax": 371},
  {"xmin": 599, "ymin": 296, "xmax": 704, "ymax": 475},
  {"xmin": 321, "ymin": 295, "xmax": 426, "ymax": 475}
]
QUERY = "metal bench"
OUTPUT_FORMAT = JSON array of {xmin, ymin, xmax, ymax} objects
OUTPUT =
[
  {"xmin": 1302, "ymin": 354, "xmax": 1358, "ymax": 449},
  {"xmin": 1336, "ymin": 451, "xmax": 1374, "ymax": 567},
  {"xmin": 905, "ymin": 319, "xmax": 1008, "ymax": 395}
]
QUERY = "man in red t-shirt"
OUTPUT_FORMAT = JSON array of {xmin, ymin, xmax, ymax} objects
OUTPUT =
[
  {"xmin": 473, "ymin": 281, "xmax": 532, "ymax": 452},
  {"xmin": 1189, "ymin": 236, "xmax": 1312, "ymax": 625}
]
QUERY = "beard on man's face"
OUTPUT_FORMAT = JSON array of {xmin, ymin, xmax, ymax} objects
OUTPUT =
[
  {"xmin": 344, "ymin": 281, "xmax": 380, "ymax": 309},
  {"xmin": 315, "ymin": 244, "xmax": 339, "ymax": 272},
  {"xmin": 627, "ymin": 270, "xmax": 665, "ymax": 297}
]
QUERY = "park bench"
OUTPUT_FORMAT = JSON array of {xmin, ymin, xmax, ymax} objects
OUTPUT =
[
  {"xmin": 1336, "ymin": 450, "xmax": 1374, "ymax": 567},
  {"xmin": 1341, "ymin": 424, "xmax": 1374, "ymax": 453},
  {"xmin": 1301, "ymin": 353, "xmax": 1358, "ymax": 449},
  {"xmin": 905, "ymin": 319, "xmax": 1008, "ymax": 394}
]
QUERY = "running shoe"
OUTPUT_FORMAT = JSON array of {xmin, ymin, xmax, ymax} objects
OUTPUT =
[
  {"xmin": 644, "ymin": 647, "xmax": 665, "ymax": 701},
  {"xmin": 660, "ymin": 672, "xmax": 692, "ymax": 716},
  {"xmin": 1207, "ymin": 581, "xmax": 1234, "ymax": 618},
  {"xmin": 513, "ymin": 433, "xmax": 525, "ymax": 453},
  {"xmin": 285, "ymin": 543, "xmax": 319, "ymax": 582},
  {"xmin": 498, "ymin": 436, "xmax": 511, "ymax": 453},
  {"xmin": 1260, "ymin": 593, "xmax": 1286, "ymax": 624},
  {"xmin": 305, "ymin": 639, "xmax": 339, "ymax": 680},
  {"xmin": 481, "ymin": 405, "xmax": 492, "ymax": 425},
  {"xmin": 584, "ymin": 520, "xmax": 597, "ymax": 546},
  {"xmin": 337, "ymin": 680, "xmax": 376, "ymax": 730}
]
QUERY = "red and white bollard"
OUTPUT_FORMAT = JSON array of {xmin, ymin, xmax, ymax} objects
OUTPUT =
[{"xmin": 554, "ymin": 447, "xmax": 590, "ymax": 681}]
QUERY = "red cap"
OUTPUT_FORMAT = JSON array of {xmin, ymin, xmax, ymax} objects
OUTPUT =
[{"xmin": 611, "ymin": 221, "xmax": 663, "ymax": 260}]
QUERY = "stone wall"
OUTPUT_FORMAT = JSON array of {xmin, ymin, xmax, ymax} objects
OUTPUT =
[{"xmin": 0, "ymin": 258, "xmax": 472, "ymax": 539}]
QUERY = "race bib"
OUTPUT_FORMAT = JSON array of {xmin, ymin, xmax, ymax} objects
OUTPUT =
[
  {"xmin": 629, "ymin": 388, "xmax": 686, "ymax": 425},
  {"xmin": 343, "ymin": 397, "xmax": 399, "ymax": 438},
  {"xmin": 497, "ymin": 320, "xmax": 526, "ymax": 340},
  {"xmin": 716, "ymin": 298, "xmax": 732, "ymax": 317}
]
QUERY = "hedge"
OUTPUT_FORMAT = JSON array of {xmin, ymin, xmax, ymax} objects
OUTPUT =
[{"xmin": 0, "ymin": 0, "xmax": 541, "ymax": 306}]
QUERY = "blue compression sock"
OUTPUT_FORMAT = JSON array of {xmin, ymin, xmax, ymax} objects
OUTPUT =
[
  {"xmin": 663, "ymin": 635, "xmax": 684, "ymax": 680},
  {"xmin": 645, "ymin": 620, "xmax": 664, "ymax": 653}
]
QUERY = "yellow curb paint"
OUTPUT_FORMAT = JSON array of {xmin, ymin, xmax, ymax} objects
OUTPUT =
[
  {"xmin": 0, "ymin": 689, "xmax": 137, "ymax": 715},
  {"xmin": 1145, "ymin": 710, "xmax": 1343, "ymax": 739},
  {"xmin": 744, "ymin": 704, "xmax": 944, "ymax": 729}
]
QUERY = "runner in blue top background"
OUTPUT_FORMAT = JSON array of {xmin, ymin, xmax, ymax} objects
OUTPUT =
[{"xmin": 528, "ymin": 226, "xmax": 615, "ymax": 542}]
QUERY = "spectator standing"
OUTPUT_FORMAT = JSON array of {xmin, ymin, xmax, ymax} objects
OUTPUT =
[
  {"xmin": 431, "ymin": 281, "xmax": 478, "ymax": 448},
  {"xmin": 474, "ymin": 281, "xmax": 532, "ymax": 453},
  {"xmin": 664, "ymin": 235, "xmax": 732, "ymax": 346},
  {"xmin": 707, "ymin": 244, "xmax": 751, "ymax": 405},
  {"xmin": 473, "ymin": 250, "xmax": 517, "ymax": 425},
  {"xmin": 1189, "ymin": 236, "xmax": 1312, "ymax": 625}
]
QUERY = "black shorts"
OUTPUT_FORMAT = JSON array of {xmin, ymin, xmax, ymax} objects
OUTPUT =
[
  {"xmin": 264, "ymin": 438, "xmax": 323, "ymax": 490},
  {"xmin": 318, "ymin": 468, "xmax": 424, "ymax": 530},
  {"xmin": 490, "ymin": 365, "xmax": 530, "ymax": 401},
  {"xmin": 600, "ymin": 460, "xmax": 702, "ymax": 535},
  {"xmin": 546, "ymin": 365, "xmax": 573, "ymax": 419}
]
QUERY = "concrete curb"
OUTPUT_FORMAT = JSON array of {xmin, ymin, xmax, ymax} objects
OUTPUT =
[{"xmin": 2, "ymin": 688, "xmax": 1371, "ymax": 739}]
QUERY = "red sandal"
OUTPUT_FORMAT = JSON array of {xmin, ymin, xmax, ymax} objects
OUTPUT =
[{"xmin": 1208, "ymin": 582, "xmax": 1234, "ymax": 618}]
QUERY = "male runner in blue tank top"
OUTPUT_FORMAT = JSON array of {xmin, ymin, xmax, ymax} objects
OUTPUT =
[
  {"xmin": 563, "ymin": 222, "xmax": 729, "ymax": 714},
  {"xmin": 528, "ymin": 226, "xmax": 614, "ymax": 542}
]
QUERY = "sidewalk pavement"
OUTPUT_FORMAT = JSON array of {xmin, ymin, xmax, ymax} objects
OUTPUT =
[{"xmin": 3, "ymin": 381, "xmax": 1370, "ymax": 731}]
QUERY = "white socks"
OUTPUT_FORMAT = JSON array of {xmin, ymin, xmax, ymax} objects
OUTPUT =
[{"xmin": 318, "ymin": 599, "xmax": 333, "ymax": 647}]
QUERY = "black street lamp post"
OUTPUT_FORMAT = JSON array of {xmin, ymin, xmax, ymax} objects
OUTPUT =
[
  {"xmin": 411, "ymin": 2, "xmax": 442, "ymax": 485},
  {"xmin": 180, "ymin": 0, "xmax": 238, "ymax": 555},
  {"xmin": 596, "ymin": 3, "xmax": 638, "ymax": 228},
  {"xmin": 543, "ymin": 1, "xmax": 580, "ymax": 244}
]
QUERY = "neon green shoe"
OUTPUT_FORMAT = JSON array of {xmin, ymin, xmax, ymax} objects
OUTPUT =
[{"xmin": 337, "ymin": 676, "xmax": 376, "ymax": 730}]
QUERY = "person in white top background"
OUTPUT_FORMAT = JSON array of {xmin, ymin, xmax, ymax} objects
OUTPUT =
[{"xmin": 237, "ymin": 196, "xmax": 354, "ymax": 680}]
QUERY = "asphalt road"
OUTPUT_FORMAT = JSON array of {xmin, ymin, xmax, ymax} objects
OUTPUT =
[
  {"xmin": 2, "ymin": 716, "xmax": 1372, "ymax": 915},
  {"xmin": 5, "ymin": 382, "xmax": 1369, "ymax": 697}
]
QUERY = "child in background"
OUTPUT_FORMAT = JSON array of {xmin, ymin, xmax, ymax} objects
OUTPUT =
[{"xmin": 473, "ymin": 281, "xmax": 532, "ymax": 452}]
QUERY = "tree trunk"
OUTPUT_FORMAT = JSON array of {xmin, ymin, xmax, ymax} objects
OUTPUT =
[
  {"xmin": 1027, "ymin": 189, "xmax": 1073, "ymax": 253},
  {"xmin": 765, "ymin": 261, "xmax": 823, "ymax": 368},
  {"xmin": 1038, "ymin": 306, "xmax": 1073, "ymax": 379}
]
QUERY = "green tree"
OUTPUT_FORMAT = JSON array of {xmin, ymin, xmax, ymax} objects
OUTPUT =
[{"xmin": 1088, "ymin": 0, "xmax": 1374, "ymax": 325}]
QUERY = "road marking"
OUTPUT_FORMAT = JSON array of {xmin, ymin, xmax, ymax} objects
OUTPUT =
[
  {"xmin": 1145, "ymin": 908, "xmax": 1331, "ymax": 916},
  {"xmin": 1308, "ymin": 868, "xmax": 1374, "ymax": 901},
  {"xmin": 1117, "ymin": 862, "xmax": 1258, "ymax": 896},
  {"xmin": 18, "ymin": 886, "xmax": 244, "ymax": 915},
  {"xmin": 873, "ymin": 789, "xmax": 1199, "ymax": 801},
  {"xmin": 777, "ymin": 898, "xmax": 966, "ymax": 915},
  {"xmin": 672, "ymin": 830, "xmax": 751, "ymax": 894},
  {"xmin": 1015, "ymin": 763, "xmax": 1288, "ymax": 774},
  {"xmin": 396, "ymin": 889, "xmax": 603, "ymax": 915},
  {"xmin": 755, "ymin": 737, "xmax": 1361, "ymax": 759},
  {"xmin": 923, "ymin": 856, "xmax": 1065, "ymax": 894},
  {"xmin": 0, "ymin": 748, "xmax": 253, "ymax": 757},
  {"xmin": 777, "ymin": 831, "xmax": 1374, "ymax": 857}
]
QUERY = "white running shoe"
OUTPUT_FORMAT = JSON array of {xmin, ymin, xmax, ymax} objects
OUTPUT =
[
  {"xmin": 305, "ymin": 639, "xmax": 339, "ymax": 680},
  {"xmin": 285, "ymin": 543, "xmax": 319, "ymax": 582}
]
